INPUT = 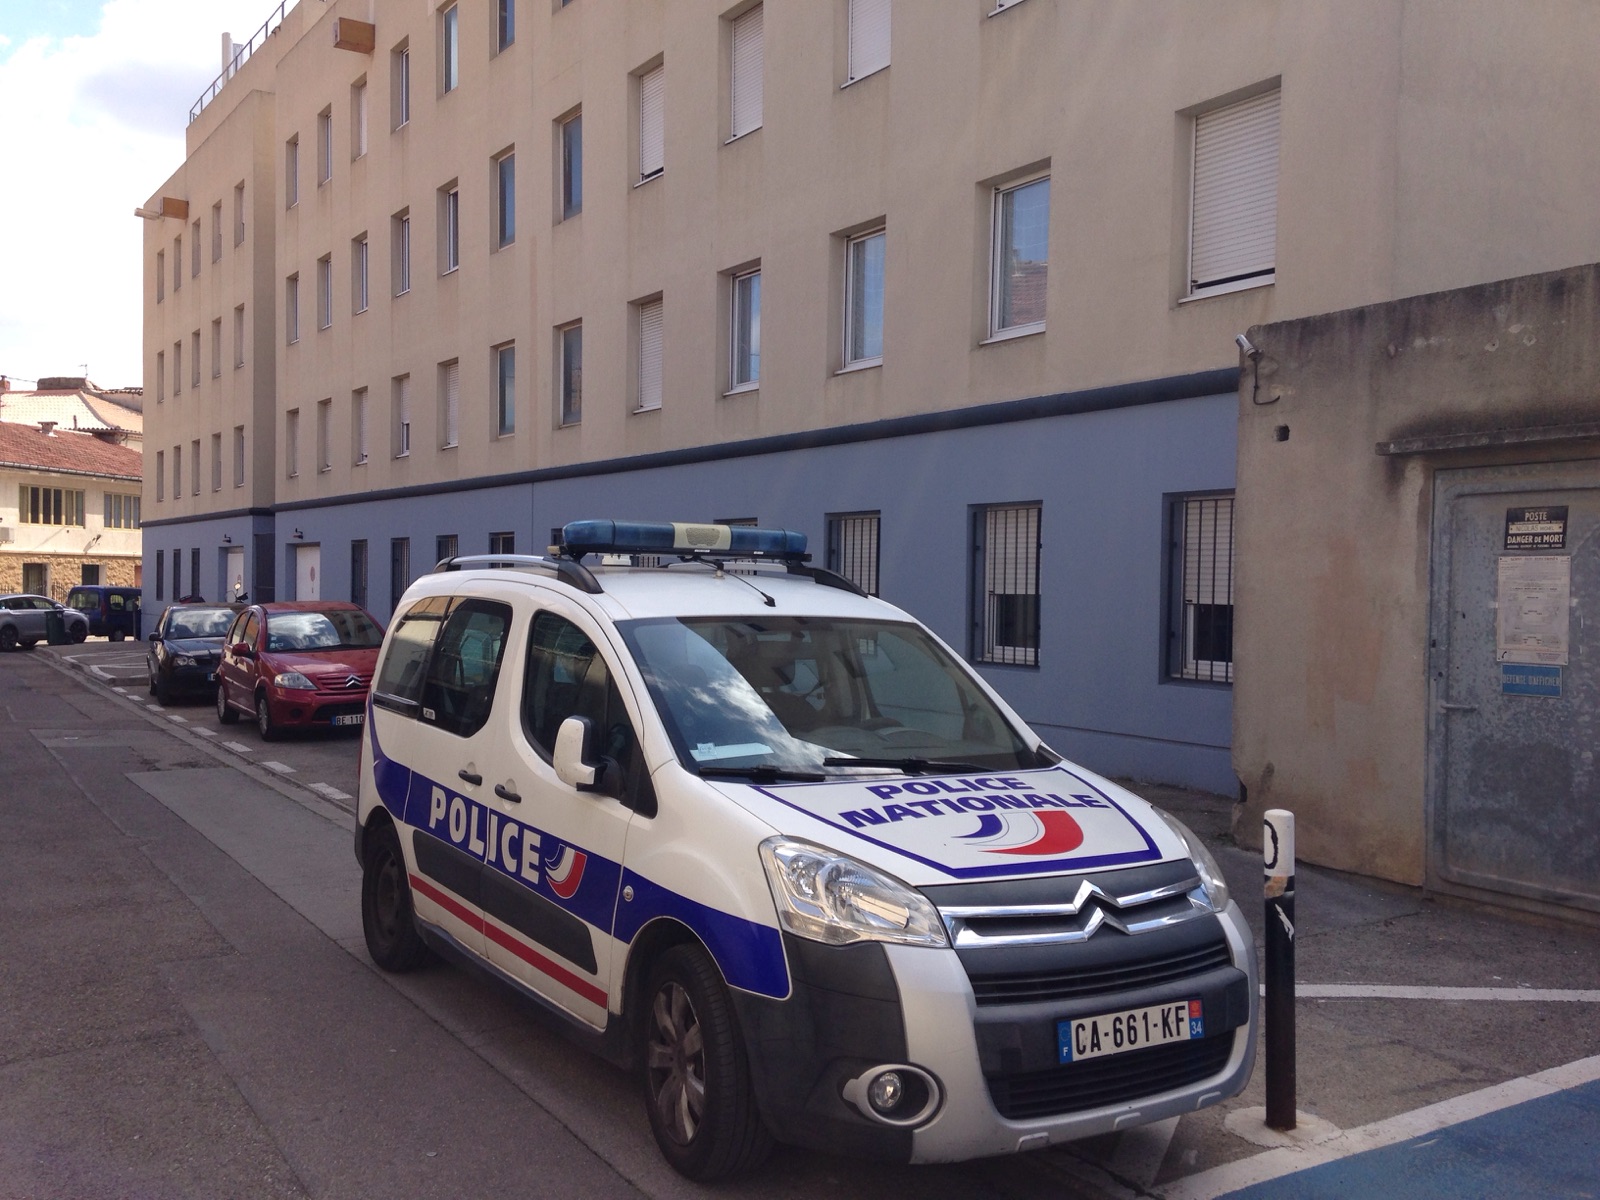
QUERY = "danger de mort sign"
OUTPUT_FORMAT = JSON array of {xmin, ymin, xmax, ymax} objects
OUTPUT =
[{"xmin": 1504, "ymin": 505, "xmax": 1567, "ymax": 550}]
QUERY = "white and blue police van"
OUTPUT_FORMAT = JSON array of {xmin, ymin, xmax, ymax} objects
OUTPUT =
[{"xmin": 354, "ymin": 520, "xmax": 1257, "ymax": 1180}]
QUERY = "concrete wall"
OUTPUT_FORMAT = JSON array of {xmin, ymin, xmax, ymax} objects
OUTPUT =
[{"xmin": 1233, "ymin": 262, "xmax": 1600, "ymax": 884}]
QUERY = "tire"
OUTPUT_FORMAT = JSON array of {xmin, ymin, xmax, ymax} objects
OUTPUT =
[
  {"xmin": 642, "ymin": 944, "xmax": 772, "ymax": 1182},
  {"xmin": 255, "ymin": 692, "xmax": 282, "ymax": 741},
  {"xmin": 148, "ymin": 663, "xmax": 158, "ymax": 696},
  {"xmin": 361, "ymin": 822, "xmax": 431, "ymax": 972},
  {"xmin": 216, "ymin": 681, "xmax": 239, "ymax": 724},
  {"xmin": 20, "ymin": 639, "xmax": 37, "ymax": 651},
  {"xmin": 109, "ymin": 628, "xmax": 124, "ymax": 642},
  {"xmin": 0, "ymin": 626, "xmax": 16, "ymax": 652},
  {"xmin": 154, "ymin": 672, "xmax": 173, "ymax": 706},
  {"xmin": 72, "ymin": 624, "xmax": 89, "ymax": 643}
]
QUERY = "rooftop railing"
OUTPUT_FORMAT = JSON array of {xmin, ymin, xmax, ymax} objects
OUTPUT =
[{"xmin": 188, "ymin": 0, "xmax": 317, "ymax": 125}]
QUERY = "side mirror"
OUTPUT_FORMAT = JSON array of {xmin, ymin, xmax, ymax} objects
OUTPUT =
[
  {"xmin": 147, "ymin": 632, "xmax": 159, "ymax": 642},
  {"xmin": 230, "ymin": 642, "xmax": 254, "ymax": 658},
  {"xmin": 553, "ymin": 716, "xmax": 599, "ymax": 789}
]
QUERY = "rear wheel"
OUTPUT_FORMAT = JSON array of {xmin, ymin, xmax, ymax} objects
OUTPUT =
[
  {"xmin": 71, "ymin": 624, "xmax": 88, "ymax": 643},
  {"xmin": 255, "ymin": 693, "xmax": 282, "ymax": 742},
  {"xmin": 216, "ymin": 681, "xmax": 239, "ymax": 724},
  {"xmin": 642, "ymin": 944, "xmax": 772, "ymax": 1181},
  {"xmin": 361, "ymin": 822, "xmax": 431, "ymax": 971},
  {"xmin": 109, "ymin": 628, "xmax": 124, "ymax": 642}
]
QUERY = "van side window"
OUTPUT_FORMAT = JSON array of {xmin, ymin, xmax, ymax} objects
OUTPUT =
[
  {"xmin": 419, "ymin": 599, "xmax": 510, "ymax": 736},
  {"xmin": 108, "ymin": 594, "xmax": 125, "ymax": 611},
  {"xmin": 373, "ymin": 595, "xmax": 450, "ymax": 713},
  {"xmin": 523, "ymin": 611, "xmax": 651, "ymax": 812}
]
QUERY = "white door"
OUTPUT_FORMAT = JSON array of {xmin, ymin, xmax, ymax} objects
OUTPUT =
[
  {"xmin": 226, "ymin": 546, "xmax": 245, "ymax": 602},
  {"xmin": 295, "ymin": 543, "xmax": 321, "ymax": 600}
]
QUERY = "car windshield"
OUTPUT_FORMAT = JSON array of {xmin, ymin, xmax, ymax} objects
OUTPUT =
[
  {"xmin": 617, "ymin": 615, "xmax": 1040, "ymax": 773},
  {"xmin": 265, "ymin": 609, "xmax": 383, "ymax": 651},
  {"xmin": 169, "ymin": 609, "xmax": 236, "ymax": 639}
]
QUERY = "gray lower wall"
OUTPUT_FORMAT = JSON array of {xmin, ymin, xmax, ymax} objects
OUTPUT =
[{"xmin": 143, "ymin": 391, "xmax": 1237, "ymax": 793}]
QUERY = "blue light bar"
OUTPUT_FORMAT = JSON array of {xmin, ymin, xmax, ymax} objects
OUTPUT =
[{"xmin": 559, "ymin": 520, "xmax": 809, "ymax": 561}]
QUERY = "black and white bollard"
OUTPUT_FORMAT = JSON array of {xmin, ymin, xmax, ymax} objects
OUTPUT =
[{"xmin": 1263, "ymin": 808, "xmax": 1296, "ymax": 1131}]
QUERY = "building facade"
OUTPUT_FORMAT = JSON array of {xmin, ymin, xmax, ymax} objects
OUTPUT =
[{"xmin": 139, "ymin": 0, "xmax": 1600, "ymax": 797}]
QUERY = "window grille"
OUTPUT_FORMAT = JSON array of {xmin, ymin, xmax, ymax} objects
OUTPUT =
[
  {"xmin": 1168, "ymin": 494, "xmax": 1235, "ymax": 682},
  {"xmin": 827, "ymin": 512, "xmax": 880, "ymax": 596},
  {"xmin": 972, "ymin": 503, "xmax": 1040, "ymax": 666}
]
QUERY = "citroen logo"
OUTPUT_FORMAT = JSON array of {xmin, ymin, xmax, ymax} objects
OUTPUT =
[{"xmin": 344, "ymin": 675, "xmax": 362, "ymax": 689}]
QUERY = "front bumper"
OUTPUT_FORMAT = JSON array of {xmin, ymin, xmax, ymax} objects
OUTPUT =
[{"xmin": 267, "ymin": 689, "xmax": 369, "ymax": 728}]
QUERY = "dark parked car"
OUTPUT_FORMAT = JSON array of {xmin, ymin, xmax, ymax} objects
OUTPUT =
[
  {"xmin": 65, "ymin": 585, "xmax": 142, "ymax": 641},
  {"xmin": 0, "ymin": 594, "xmax": 89, "ymax": 650},
  {"xmin": 146, "ymin": 604, "xmax": 245, "ymax": 705},
  {"xmin": 215, "ymin": 601, "xmax": 385, "ymax": 740}
]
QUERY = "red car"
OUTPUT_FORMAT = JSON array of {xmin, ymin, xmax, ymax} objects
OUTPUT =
[{"xmin": 215, "ymin": 601, "xmax": 386, "ymax": 740}]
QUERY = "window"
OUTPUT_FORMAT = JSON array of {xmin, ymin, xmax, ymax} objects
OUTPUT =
[
  {"xmin": 192, "ymin": 219, "xmax": 202, "ymax": 275},
  {"xmin": 104, "ymin": 493, "xmax": 141, "ymax": 529},
  {"xmin": 730, "ymin": 267, "xmax": 760, "ymax": 389},
  {"xmin": 18, "ymin": 486, "xmax": 86, "ymax": 526},
  {"xmin": 847, "ymin": 0, "xmax": 889, "ymax": 82},
  {"xmin": 191, "ymin": 330, "xmax": 201, "ymax": 387},
  {"xmin": 558, "ymin": 322, "xmax": 582, "ymax": 425},
  {"xmin": 173, "ymin": 236, "xmax": 182, "ymax": 292},
  {"xmin": 285, "ymin": 409, "xmax": 299, "ymax": 477},
  {"xmin": 393, "ymin": 209, "xmax": 411, "ymax": 294},
  {"xmin": 845, "ymin": 228, "xmax": 885, "ymax": 366},
  {"xmin": 639, "ymin": 64, "xmax": 664, "ymax": 180},
  {"xmin": 174, "ymin": 339, "xmax": 183, "ymax": 394},
  {"xmin": 286, "ymin": 274, "xmax": 300, "ymax": 343},
  {"xmin": 436, "ymin": 534, "xmax": 459, "ymax": 563},
  {"xmin": 497, "ymin": 0, "xmax": 514, "ymax": 51},
  {"xmin": 393, "ymin": 374, "xmax": 412, "ymax": 456},
  {"xmin": 991, "ymin": 175, "xmax": 1049, "ymax": 336},
  {"xmin": 156, "ymin": 250, "xmax": 165, "ymax": 302},
  {"xmin": 155, "ymin": 550, "xmax": 164, "ymax": 600},
  {"xmin": 233, "ymin": 305, "xmax": 245, "ymax": 368},
  {"xmin": 317, "ymin": 255, "xmax": 333, "ymax": 329},
  {"xmin": 316, "ymin": 398, "xmax": 332, "ymax": 472},
  {"xmin": 211, "ymin": 318, "xmax": 222, "ymax": 377},
  {"xmin": 495, "ymin": 343, "xmax": 515, "ymax": 435},
  {"xmin": 286, "ymin": 135, "xmax": 299, "ymax": 207},
  {"xmin": 1167, "ymin": 493, "xmax": 1235, "ymax": 682},
  {"xmin": 393, "ymin": 42, "xmax": 411, "ymax": 128},
  {"xmin": 172, "ymin": 444, "xmax": 182, "ymax": 497},
  {"xmin": 352, "ymin": 80, "xmax": 368, "ymax": 158},
  {"xmin": 496, "ymin": 150, "xmax": 516, "ymax": 246},
  {"xmin": 424, "ymin": 599, "xmax": 511, "ymax": 738},
  {"xmin": 729, "ymin": 5, "xmax": 763, "ymax": 139},
  {"xmin": 191, "ymin": 438, "xmax": 201, "ymax": 494},
  {"xmin": 352, "ymin": 387, "xmax": 369, "ymax": 464},
  {"xmin": 439, "ymin": 359, "xmax": 460, "ymax": 447},
  {"xmin": 559, "ymin": 112, "xmax": 582, "ymax": 219},
  {"xmin": 156, "ymin": 351, "xmax": 165, "ymax": 402},
  {"xmin": 351, "ymin": 540, "xmax": 368, "ymax": 608},
  {"xmin": 636, "ymin": 296, "xmax": 663, "ymax": 412},
  {"xmin": 233, "ymin": 425, "xmax": 246, "ymax": 487},
  {"xmin": 211, "ymin": 432, "xmax": 222, "ymax": 491},
  {"xmin": 233, "ymin": 182, "xmax": 245, "ymax": 245},
  {"xmin": 390, "ymin": 537, "xmax": 411, "ymax": 610},
  {"xmin": 212, "ymin": 202, "xmax": 223, "ymax": 261},
  {"xmin": 827, "ymin": 512, "xmax": 880, "ymax": 596},
  {"xmin": 440, "ymin": 4, "xmax": 459, "ymax": 93},
  {"xmin": 971, "ymin": 503, "xmax": 1040, "ymax": 667},
  {"xmin": 191, "ymin": 549, "xmax": 201, "ymax": 597},
  {"xmin": 440, "ymin": 184, "xmax": 460, "ymax": 272},
  {"xmin": 1189, "ymin": 88, "xmax": 1280, "ymax": 297},
  {"xmin": 489, "ymin": 531, "xmax": 515, "ymax": 556},
  {"xmin": 353, "ymin": 234, "xmax": 369, "ymax": 313},
  {"xmin": 155, "ymin": 451, "xmax": 164, "ymax": 501},
  {"xmin": 317, "ymin": 108, "xmax": 333, "ymax": 184}
]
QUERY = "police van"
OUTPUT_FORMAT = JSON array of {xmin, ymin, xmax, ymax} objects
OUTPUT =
[{"xmin": 354, "ymin": 520, "xmax": 1257, "ymax": 1180}]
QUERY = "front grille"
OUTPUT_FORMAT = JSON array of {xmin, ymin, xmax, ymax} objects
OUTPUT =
[
  {"xmin": 987, "ymin": 1032, "xmax": 1234, "ymax": 1120},
  {"xmin": 970, "ymin": 935, "xmax": 1233, "ymax": 1007}
]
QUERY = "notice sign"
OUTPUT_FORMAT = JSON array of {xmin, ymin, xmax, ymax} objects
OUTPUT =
[
  {"xmin": 1501, "ymin": 664, "xmax": 1562, "ymax": 697},
  {"xmin": 1496, "ymin": 555, "xmax": 1570, "ymax": 665},
  {"xmin": 1504, "ymin": 505, "xmax": 1568, "ymax": 550}
]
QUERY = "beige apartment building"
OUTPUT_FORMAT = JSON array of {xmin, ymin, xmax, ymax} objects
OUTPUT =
[{"xmin": 141, "ymin": 0, "xmax": 1600, "ymax": 806}]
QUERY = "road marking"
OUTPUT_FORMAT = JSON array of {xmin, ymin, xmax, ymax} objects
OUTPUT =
[
  {"xmin": 262, "ymin": 761, "xmax": 296, "ymax": 776},
  {"xmin": 145, "ymin": 704, "xmax": 163, "ymax": 712},
  {"xmin": 192, "ymin": 727, "xmax": 217, "ymax": 738},
  {"xmin": 308, "ymin": 782, "xmax": 352, "ymax": 802},
  {"xmin": 1160, "ymin": 1054, "xmax": 1600, "ymax": 1200},
  {"xmin": 221, "ymin": 741, "xmax": 253, "ymax": 754},
  {"xmin": 112, "ymin": 686, "xmax": 127, "ymax": 693},
  {"xmin": 167, "ymin": 715, "xmax": 188, "ymax": 724},
  {"xmin": 1269, "ymin": 984, "xmax": 1600, "ymax": 1002}
]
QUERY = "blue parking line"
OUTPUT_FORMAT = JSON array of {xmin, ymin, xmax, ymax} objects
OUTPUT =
[{"xmin": 1219, "ymin": 1078, "xmax": 1600, "ymax": 1199}]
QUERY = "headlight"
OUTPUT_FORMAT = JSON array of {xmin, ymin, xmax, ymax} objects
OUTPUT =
[
  {"xmin": 174, "ymin": 654, "xmax": 197, "ymax": 667},
  {"xmin": 1152, "ymin": 809, "xmax": 1231, "ymax": 912},
  {"xmin": 273, "ymin": 671, "xmax": 317, "ymax": 690},
  {"xmin": 759, "ymin": 837, "xmax": 948, "ymax": 948}
]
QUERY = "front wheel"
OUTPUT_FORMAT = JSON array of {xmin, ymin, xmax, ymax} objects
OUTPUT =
[
  {"xmin": 0, "ymin": 627, "xmax": 16, "ymax": 652},
  {"xmin": 255, "ymin": 693, "xmax": 282, "ymax": 742},
  {"xmin": 642, "ymin": 945, "xmax": 772, "ymax": 1182},
  {"xmin": 361, "ymin": 822, "xmax": 431, "ymax": 971},
  {"xmin": 109, "ymin": 628, "xmax": 124, "ymax": 642},
  {"xmin": 216, "ymin": 682, "xmax": 239, "ymax": 724},
  {"xmin": 72, "ymin": 624, "xmax": 89, "ymax": 643}
]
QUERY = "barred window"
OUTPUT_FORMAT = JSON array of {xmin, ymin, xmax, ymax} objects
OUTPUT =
[
  {"xmin": 1167, "ymin": 493, "xmax": 1234, "ymax": 683},
  {"xmin": 827, "ymin": 512, "xmax": 880, "ymax": 597},
  {"xmin": 972, "ymin": 503, "xmax": 1040, "ymax": 667}
]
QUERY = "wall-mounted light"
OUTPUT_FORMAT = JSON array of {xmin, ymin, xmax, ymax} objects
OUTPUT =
[{"xmin": 293, "ymin": 528, "xmax": 304, "ymax": 540}]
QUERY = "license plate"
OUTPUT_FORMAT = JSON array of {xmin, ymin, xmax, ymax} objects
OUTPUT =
[
  {"xmin": 1058, "ymin": 999, "xmax": 1202, "ymax": 1064},
  {"xmin": 332, "ymin": 713, "xmax": 364, "ymax": 727},
  {"xmin": 206, "ymin": 672, "xmax": 216, "ymax": 682}
]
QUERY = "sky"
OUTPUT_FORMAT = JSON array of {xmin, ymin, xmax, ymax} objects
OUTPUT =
[{"xmin": 0, "ymin": 0, "xmax": 276, "ymax": 389}]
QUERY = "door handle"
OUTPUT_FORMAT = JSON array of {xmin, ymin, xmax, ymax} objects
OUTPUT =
[
  {"xmin": 458, "ymin": 769, "xmax": 482, "ymax": 785},
  {"xmin": 1438, "ymin": 702, "xmax": 1478, "ymax": 713},
  {"xmin": 494, "ymin": 782, "xmax": 521, "ymax": 803}
]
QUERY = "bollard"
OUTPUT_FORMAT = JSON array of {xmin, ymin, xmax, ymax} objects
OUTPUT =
[{"xmin": 1263, "ymin": 808, "xmax": 1296, "ymax": 1131}]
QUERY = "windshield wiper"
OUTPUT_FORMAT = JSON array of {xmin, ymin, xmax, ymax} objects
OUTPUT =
[
  {"xmin": 822, "ymin": 756, "xmax": 986, "ymax": 775},
  {"xmin": 698, "ymin": 764, "xmax": 827, "ymax": 783}
]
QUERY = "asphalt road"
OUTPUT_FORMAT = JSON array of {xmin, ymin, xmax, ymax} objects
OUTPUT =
[{"xmin": 9, "ymin": 639, "xmax": 1600, "ymax": 1199}]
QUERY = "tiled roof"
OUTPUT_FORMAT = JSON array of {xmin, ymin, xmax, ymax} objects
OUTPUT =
[
  {"xmin": 0, "ymin": 391, "xmax": 142, "ymax": 437},
  {"xmin": 0, "ymin": 423, "xmax": 142, "ymax": 480}
]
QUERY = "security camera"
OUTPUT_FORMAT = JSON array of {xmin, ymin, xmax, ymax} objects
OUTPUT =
[{"xmin": 1235, "ymin": 333, "xmax": 1262, "ymax": 361}]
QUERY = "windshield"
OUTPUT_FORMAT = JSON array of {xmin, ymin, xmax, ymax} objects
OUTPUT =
[
  {"xmin": 266, "ymin": 609, "xmax": 383, "ymax": 651},
  {"xmin": 617, "ymin": 616, "xmax": 1040, "ymax": 773},
  {"xmin": 169, "ymin": 609, "xmax": 236, "ymax": 639}
]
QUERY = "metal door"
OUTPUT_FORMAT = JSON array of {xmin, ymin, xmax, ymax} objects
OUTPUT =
[{"xmin": 1429, "ymin": 462, "xmax": 1600, "ymax": 914}]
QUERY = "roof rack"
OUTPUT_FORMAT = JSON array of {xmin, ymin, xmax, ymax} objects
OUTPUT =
[
  {"xmin": 432, "ymin": 554, "xmax": 602, "ymax": 594},
  {"xmin": 556, "ymin": 520, "xmax": 810, "ymax": 564}
]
